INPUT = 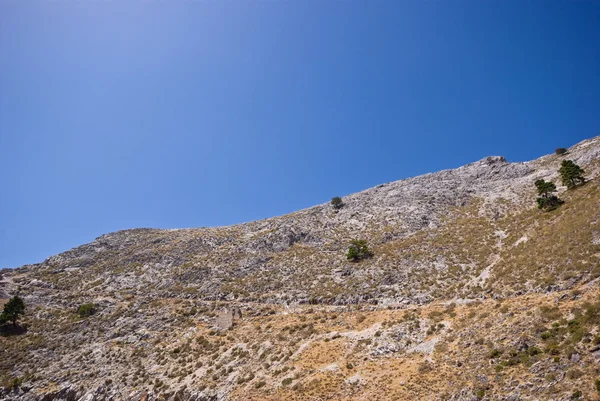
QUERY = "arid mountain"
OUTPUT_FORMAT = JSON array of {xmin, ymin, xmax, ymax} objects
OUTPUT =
[{"xmin": 1, "ymin": 136, "xmax": 599, "ymax": 401}]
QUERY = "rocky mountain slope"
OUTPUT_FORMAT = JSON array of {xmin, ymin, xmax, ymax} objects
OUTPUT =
[{"xmin": 1, "ymin": 136, "xmax": 600, "ymax": 401}]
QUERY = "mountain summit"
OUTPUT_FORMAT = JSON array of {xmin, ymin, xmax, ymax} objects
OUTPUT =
[{"xmin": 2, "ymin": 136, "xmax": 600, "ymax": 400}]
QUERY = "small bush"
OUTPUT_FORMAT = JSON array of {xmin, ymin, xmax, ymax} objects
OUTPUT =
[
  {"xmin": 77, "ymin": 303, "xmax": 96, "ymax": 317},
  {"xmin": 6, "ymin": 377, "xmax": 23, "ymax": 391},
  {"xmin": 566, "ymin": 368, "xmax": 584, "ymax": 380},
  {"xmin": 555, "ymin": 148, "xmax": 567, "ymax": 155},
  {"xmin": 545, "ymin": 344, "xmax": 561, "ymax": 355},
  {"xmin": 489, "ymin": 349, "xmax": 502, "ymax": 359},
  {"xmin": 282, "ymin": 377, "xmax": 293, "ymax": 386},
  {"xmin": 331, "ymin": 196, "xmax": 344, "ymax": 210},
  {"xmin": 539, "ymin": 305, "xmax": 562, "ymax": 321},
  {"xmin": 346, "ymin": 239, "xmax": 374, "ymax": 262},
  {"xmin": 417, "ymin": 361, "xmax": 432, "ymax": 374}
]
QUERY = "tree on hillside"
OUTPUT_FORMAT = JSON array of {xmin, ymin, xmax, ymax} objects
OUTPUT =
[
  {"xmin": 347, "ymin": 239, "xmax": 373, "ymax": 262},
  {"xmin": 559, "ymin": 160, "xmax": 585, "ymax": 189},
  {"xmin": 331, "ymin": 196, "xmax": 344, "ymax": 210},
  {"xmin": 555, "ymin": 148, "xmax": 567, "ymax": 155},
  {"xmin": 534, "ymin": 179, "xmax": 563, "ymax": 211},
  {"xmin": 0, "ymin": 295, "xmax": 26, "ymax": 326}
]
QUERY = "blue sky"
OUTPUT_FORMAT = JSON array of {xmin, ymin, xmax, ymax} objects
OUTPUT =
[{"xmin": 1, "ymin": 1, "xmax": 598, "ymax": 268}]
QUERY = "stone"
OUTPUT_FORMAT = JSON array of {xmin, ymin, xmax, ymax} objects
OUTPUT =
[
  {"xmin": 215, "ymin": 307, "xmax": 242, "ymax": 331},
  {"xmin": 215, "ymin": 309, "xmax": 234, "ymax": 331}
]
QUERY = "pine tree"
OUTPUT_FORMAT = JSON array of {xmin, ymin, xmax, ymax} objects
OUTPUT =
[
  {"xmin": 535, "ymin": 179, "xmax": 556, "ymax": 197},
  {"xmin": 0, "ymin": 295, "xmax": 26, "ymax": 326},
  {"xmin": 534, "ymin": 179, "xmax": 563, "ymax": 211},
  {"xmin": 559, "ymin": 160, "xmax": 585, "ymax": 189}
]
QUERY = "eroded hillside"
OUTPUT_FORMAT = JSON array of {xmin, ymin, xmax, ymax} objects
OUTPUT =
[{"xmin": 1, "ymin": 137, "xmax": 599, "ymax": 401}]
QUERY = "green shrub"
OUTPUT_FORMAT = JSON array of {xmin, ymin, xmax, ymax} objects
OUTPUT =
[
  {"xmin": 331, "ymin": 196, "xmax": 344, "ymax": 210},
  {"xmin": 346, "ymin": 239, "xmax": 373, "ymax": 262},
  {"xmin": 566, "ymin": 368, "xmax": 584, "ymax": 380},
  {"xmin": 489, "ymin": 349, "xmax": 502, "ymax": 359},
  {"xmin": 77, "ymin": 303, "xmax": 96, "ymax": 317},
  {"xmin": 5, "ymin": 377, "xmax": 23, "ymax": 391},
  {"xmin": 582, "ymin": 301, "xmax": 600, "ymax": 325},
  {"xmin": 555, "ymin": 148, "xmax": 567, "ymax": 155},
  {"xmin": 539, "ymin": 305, "xmax": 562, "ymax": 321},
  {"xmin": 545, "ymin": 344, "xmax": 561, "ymax": 355},
  {"xmin": 282, "ymin": 377, "xmax": 293, "ymax": 386}
]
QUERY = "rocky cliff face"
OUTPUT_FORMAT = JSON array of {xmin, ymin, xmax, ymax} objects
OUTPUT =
[{"xmin": 1, "ymin": 137, "xmax": 600, "ymax": 401}]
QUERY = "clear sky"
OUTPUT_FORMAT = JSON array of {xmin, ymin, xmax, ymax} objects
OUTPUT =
[{"xmin": 1, "ymin": 1, "xmax": 599, "ymax": 268}]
